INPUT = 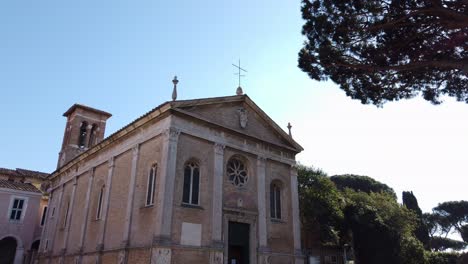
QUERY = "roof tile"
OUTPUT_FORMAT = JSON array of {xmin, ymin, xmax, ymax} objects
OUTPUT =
[{"xmin": 0, "ymin": 179, "xmax": 41, "ymax": 193}]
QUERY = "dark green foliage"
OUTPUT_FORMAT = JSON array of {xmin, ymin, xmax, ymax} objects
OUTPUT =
[
  {"xmin": 343, "ymin": 190, "xmax": 420, "ymax": 264},
  {"xmin": 424, "ymin": 201, "xmax": 468, "ymax": 251},
  {"xmin": 426, "ymin": 252, "xmax": 459, "ymax": 264},
  {"xmin": 403, "ymin": 191, "xmax": 423, "ymax": 216},
  {"xmin": 424, "ymin": 212, "xmax": 452, "ymax": 238},
  {"xmin": 330, "ymin": 174, "xmax": 396, "ymax": 198},
  {"xmin": 297, "ymin": 165, "xmax": 344, "ymax": 243},
  {"xmin": 433, "ymin": 201, "xmax": 468, "ymax": 232},
  {"xmin": 429, "ymin": 236, "xmax": 467, "ymax": 251},
  {"xmin": 458, "ymin": 253, "xmax": 468, "ymax": 264},
  {"xmin": 298, "ymin": 0, "xmax": 468, "ymax": 105},
  {"xmin": 403, "ymin": 191, "xmax": 430, "ymax": 248},
  {"xmin": 461, "ymin": 225, "xmax": 468, "ymax": 243},
  {"xmin": 433, "ymin": 201, "xmax": 468, "ymax": 245},
  {"xmin": 399, "ymin": 235, "xmax": 427, "ymax": 264}
]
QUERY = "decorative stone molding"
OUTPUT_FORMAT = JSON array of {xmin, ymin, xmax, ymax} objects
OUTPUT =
[
  {"xmin": 108, "ymin": 157, "xmax": 115, "ymax": 168},
  {"xmin": 152, "ymin": 235, "xmax": 171, "ymax": 246},
  {"xmin": 132, "ymin": 144, "xmax": 140, "ymax": 157},
  {"xmin": 117, "ymin": 250, "xmax": 126, "ymax": 264},
  {"xmin": 120, "ymin": 240, "xmax": 129, "ymax": 248},
  {"xmin": 164, "ymin": 127, "xmax": 180, "ymax": 142},
  {"xmin": 237, "ymin": 107, "xmax": 248, "ymax": 128},
  {"xmin": 210, "ymin": 251, "xmax": 223, "ymax": 264},
  {"xmin": 214, "ymin": 143, "xmax": 225, "ymax": 155},
  {"xmin": 211, "ymin": 240, "xmax": 224, "ymax": 249},
  {"xmin": 227, "ymin": 158, "xmax": 249, "ymax": 188},
  {"xmin": 89, "ymin": 167, "xmax": 95, "ymax": 178},
  {"xmin": 258, "ymin": 246, "xmax": 271, "ymax": 254},
  {"xmin": 151, "ymin": 248, "xmax": 171, "ymax": 264}
]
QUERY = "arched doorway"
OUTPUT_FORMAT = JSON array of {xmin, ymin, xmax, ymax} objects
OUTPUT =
[
  {"xmin": 0, "ymin": 236, "xmax": 17, "ymax": 264},
  {"xmin": 27, "ymin": 240, "xmax": 40, "ymax": 264}
]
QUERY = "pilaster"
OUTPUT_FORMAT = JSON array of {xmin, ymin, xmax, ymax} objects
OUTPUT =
[
  {"xmin": 78, "ymin": 168, "xmax": 95, "ymax": 264},
  {"xmin": 152, "ymin": 127, "xmax": 179, "ymax": 261},
  {"xmin": 120, "ymin": 144, "xmax": 140, "ymax": 263},
  {"xmin": 257, "ymin": 156, "xmax": 270, "ymax": 263},
  {"xmin": 290, "ymin": 166, "xmax": 304, "ymax": 263},
  {"xmin": 212, "ymin": 143, "xmax": 225, "ymax": 245},
  {"xmin": 62, "ymin": 177, "xmax": 78, "ymax": 254},
  {"xmin": 97, "ymin": 157, "xmax": 115, "ymax": 252},
  {"xmin": 48, "ymin": 185, "xmax": 64, "ymax": 260}
]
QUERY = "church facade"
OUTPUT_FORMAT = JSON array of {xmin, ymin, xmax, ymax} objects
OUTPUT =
[{"xmin": 39, "ymin": 92, "xmax": 304, "ymax": 264}]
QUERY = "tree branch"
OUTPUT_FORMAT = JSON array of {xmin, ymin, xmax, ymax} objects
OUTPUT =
[{"xmin": 327, "ymin": 59, "xmax": 468, "ymax": 74}]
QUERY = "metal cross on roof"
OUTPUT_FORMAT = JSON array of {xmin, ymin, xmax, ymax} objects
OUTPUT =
[{"xmin": 232, "ymin": 59, "xmax": 247, "ymax": 88}]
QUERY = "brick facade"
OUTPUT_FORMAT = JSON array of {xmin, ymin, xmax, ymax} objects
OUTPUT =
[{"xmin": 39, "ymin": 95, "xmax": 304, "ymax": 264}]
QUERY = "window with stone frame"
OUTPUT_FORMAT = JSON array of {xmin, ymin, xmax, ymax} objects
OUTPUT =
[
  {"xmin": 96, "ymin": 186, "xmax": 104, "ymax": 220},
  {"xmin": 226, "ymin": 156, "xmax": 249, "ymax": 188},
  {"xmin": 146, "ymin": 163, "xmax": 157, "ymax": 206},
  {"xmin": 182, "ymin": 161, "xmax": 200, "ymax": 205},
  {"xmin": 270, "ymin": 182, "xmax": 282, "ymax": 219},
  {"xmin": 9, "ymin": 198, "xmax": 25, "ymax": 221}
]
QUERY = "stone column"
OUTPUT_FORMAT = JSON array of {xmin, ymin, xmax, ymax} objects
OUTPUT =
[
  {"xmin": 120, "ymin": 144, "xmax": 140, "ymax": 263},
  {"xmin": 78, "ymin": 168, "xmax": 95, "ymax": 264},
  {"xmin": 210, "ymin": 143, "xmax": 225, "ymax": 264},
  {"xmin": 151, "ymin": 127, "xmax": 179, "ymax": 264},
  {"xmin": 13, "ymin": 246, "xmax": 24, "ymax": 264},
  {"xmin": 85, "ymin": 124, "xmax": 93, "ymax": 148},
  {"xmin": 97, "ymin": 157, "xmax": 115, "ymax": 253},
  {"xmin": 290, "ymin": 166, "xmax": 304, "ymax": 264},
  {"xmin": 257, "ymin": 156, "xmax": 269, "ymax": 263}
]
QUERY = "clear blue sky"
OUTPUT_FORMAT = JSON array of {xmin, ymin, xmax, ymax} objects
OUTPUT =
[{"xmin": 1, "ymin": 0, "xmax": 466, "ymax": 214}]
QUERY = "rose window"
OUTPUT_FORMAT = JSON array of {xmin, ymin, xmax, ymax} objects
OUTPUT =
[{"xmin": 227, "ymin": 158, "xmax": 248, "ymax": 187}]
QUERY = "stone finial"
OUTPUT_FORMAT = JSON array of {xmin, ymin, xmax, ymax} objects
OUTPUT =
[
  {"xmin": 236, "ymin": 86, "xmax": 243, "ymax": 95},
  {"xmin": 172, "ymin": 76, "xmax": 179, "ymax": 101},
  {"xmin": 287, "ymin": 122, "xmax": 292, "ymax": 137}
]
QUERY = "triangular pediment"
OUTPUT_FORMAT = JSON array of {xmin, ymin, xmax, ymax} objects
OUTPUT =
[{"xmin": 171, "ymin": 95, "xmax": 303, "ymax": 152}]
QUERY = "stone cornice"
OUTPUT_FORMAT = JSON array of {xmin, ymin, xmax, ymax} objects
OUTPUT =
[{"xmin": 51, "ymin": 94, "xmax": 301, "ymax": 181}]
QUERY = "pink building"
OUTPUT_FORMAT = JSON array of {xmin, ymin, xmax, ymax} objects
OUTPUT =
[{"xmin": 0, "ymin": 168, "xmax": 49, "ymax": 264}]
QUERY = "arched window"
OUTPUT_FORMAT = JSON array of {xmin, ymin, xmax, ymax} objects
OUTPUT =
[
  {"xmin": 227, "ymin": 157, "xmax": 248, "ymax": 187},
  {"xmin": 270, "ymin": 182, "xmax": 282, "ymax": 219},
  {"xmin": 96, "ymin": 186, "xmax": 104, "ymax": 220},
  {"xmin": 78, "ymin": 121, "xmax": 88, "ymax": 148},
  {"xmin": 63, "ymin": 200, "xmax": 70, "ymax": 228},
  {"xmin": 182, "ymin": 161, "xmax": 200, "ymax": 205},
  {"xmin": 146, "ymin": 164, "xmax": 157, "ymax": 206},
  {"xmin": 88, "ymin": 124, "xmax": 97, "ymax": 147}
]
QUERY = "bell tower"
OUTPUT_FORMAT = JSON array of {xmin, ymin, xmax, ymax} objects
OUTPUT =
[{"xmin": 58, "ymin": 104, "xmax": 112, "ymax": 168}]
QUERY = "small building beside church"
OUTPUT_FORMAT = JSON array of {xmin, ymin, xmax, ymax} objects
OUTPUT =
[
  {"xmin": 0, "ymin": 167, "xmax": 49, "ymax": 264},
  {"xmin": 39, "ymin": 86, "xmax": 304, "ymax": 264}
]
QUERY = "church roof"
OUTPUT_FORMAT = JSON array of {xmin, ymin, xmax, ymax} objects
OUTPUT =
[
  {"xmin": 53, "ymin": 94, "xmax": 303, "ymax": 177},
  {"xmin": 0, "ymin": 179, "xmax": 42, "ymax": 193},
  {"xmin": 63, "ymin": 103, "xmax": 112, "ymax": 118},
  {"xmin": 0, "ymin": 167, "xmax": 49, "ymax": 179}
]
